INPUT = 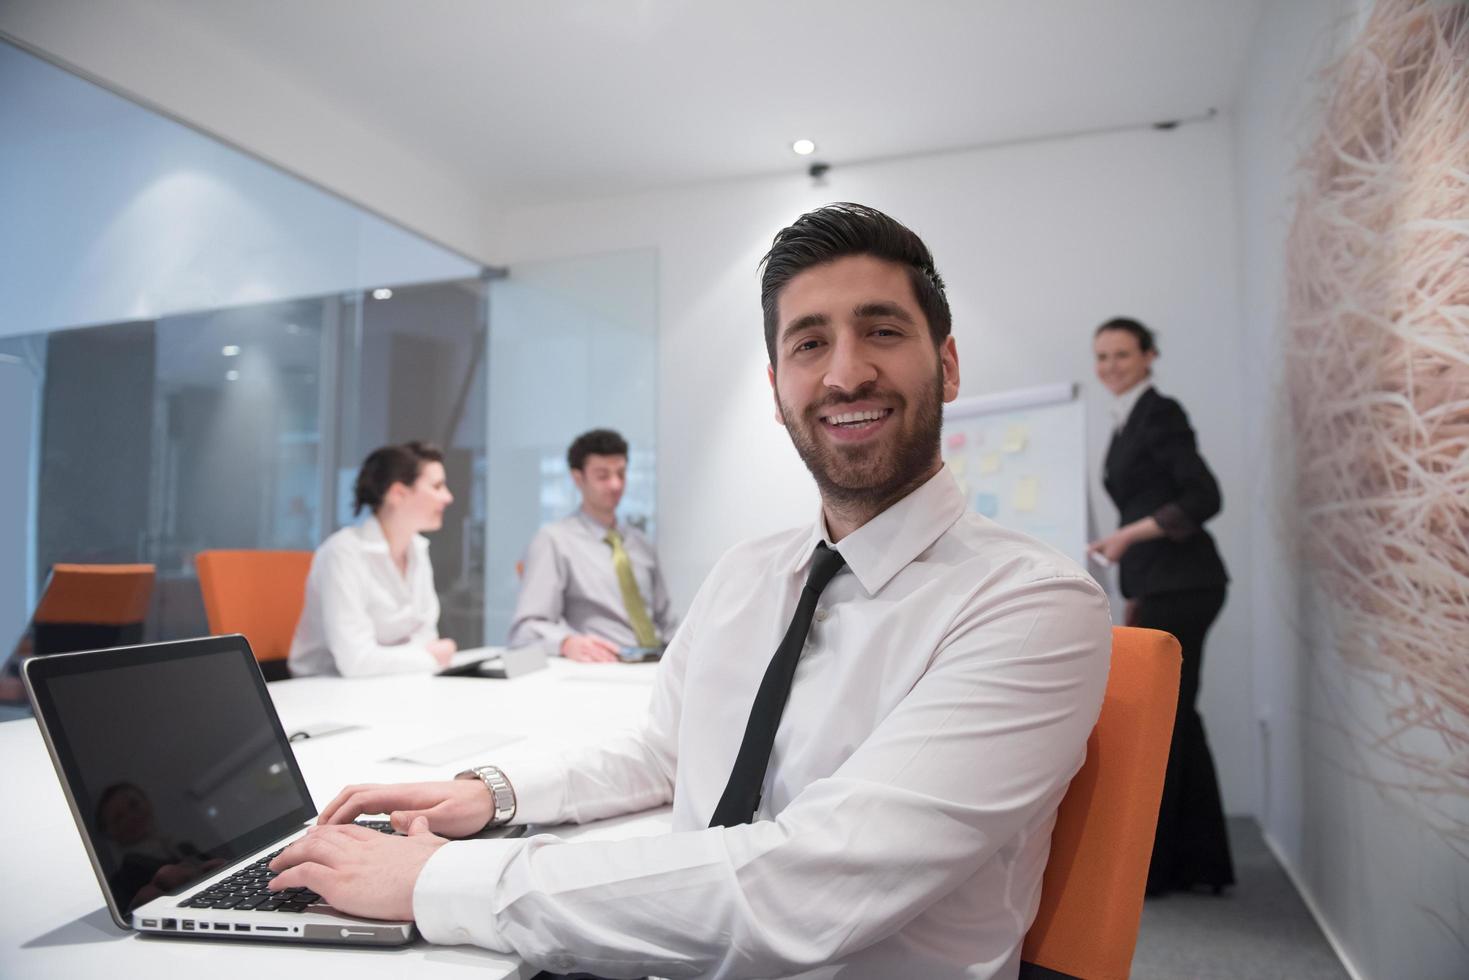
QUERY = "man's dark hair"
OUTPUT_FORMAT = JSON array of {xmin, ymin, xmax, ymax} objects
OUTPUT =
[
  {"xmin": 758, "ymin": 202, "xmax": 952, "ymax": 365},
  {"xmin": 567, "ymin": 429, "xmax": 629, "ymax": 472},
  {"xmin": 1094, "ymin": 317, "xmax": 1159, "ymax": 355},
  {"xmin": 352, "ymin": 441, "xmax": 444, "ymax": 515}
]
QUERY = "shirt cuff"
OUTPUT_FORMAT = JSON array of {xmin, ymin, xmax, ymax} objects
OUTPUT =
[
  {"xmin": 1153, "ymin": 502, "xmax": 1199, "ymax": 541},
  {"xmin": 413, "ymin": 838, "xmax": 524, "ymax": 950},
  {"xmin": 498, "ymin": 759, "xmax": 570, "ymax": 826}
]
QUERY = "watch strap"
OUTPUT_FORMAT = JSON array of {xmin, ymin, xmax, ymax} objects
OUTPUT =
[{"xmin": 455, "ymin": 764, "xmax": 517, "ymax": 827}]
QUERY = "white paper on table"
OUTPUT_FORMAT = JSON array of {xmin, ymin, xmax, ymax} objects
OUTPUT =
[{"xmin": 383, "ymin": 730, "xmax": 525, "ymax": 766}]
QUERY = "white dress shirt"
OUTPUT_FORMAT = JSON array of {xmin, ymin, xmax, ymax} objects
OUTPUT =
[
  {"xmin": 288, "ymin": 518, "xmax": 442, "ymax": 677},
  {"xmin": 1110, "ymin": 380, "xmax": 1153, "ymax": 433},
  {"xmin": 508, "ymin": 511, "xmax": 675, "ymax": 652},
  {"xmin": 415, "ymin": 467, "xmax": 1111, "ymax": 979}
]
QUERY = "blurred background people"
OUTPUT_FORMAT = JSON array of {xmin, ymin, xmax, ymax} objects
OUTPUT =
[
  {"xmin": 1088, "ymin": 317, "xmax": 1235, "ymax": 896},
  {"xmin": 289, "ymin": 441, "xmax": 457, "ymax": 677},
  {"xmin": 508, "ymin": 428, "xmax": 674, "ymax": 663}
]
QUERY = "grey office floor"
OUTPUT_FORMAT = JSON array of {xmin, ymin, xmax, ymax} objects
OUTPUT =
[{"xmin": 1132, "ymin": 817, "xmax": 1349, "ymax": 980}]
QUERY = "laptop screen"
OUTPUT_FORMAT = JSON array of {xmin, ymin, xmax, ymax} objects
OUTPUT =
[{"xmin": 25, "ymin": 637, "xmax": 315, "ymax": 916}]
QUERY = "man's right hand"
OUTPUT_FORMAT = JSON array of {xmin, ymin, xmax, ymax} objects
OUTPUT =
[
  {"xmin": 560, "ymin": 634, "xmax": 621, "ymax": 663},
  {"xmin": 317, "ymin": 780, "xmax": 494, "ymax": 839}
]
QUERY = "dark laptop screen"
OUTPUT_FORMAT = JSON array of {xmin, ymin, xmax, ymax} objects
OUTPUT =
[{"xmin": 26, "ymin": 638, "xmax": 314, "ymax": 916}]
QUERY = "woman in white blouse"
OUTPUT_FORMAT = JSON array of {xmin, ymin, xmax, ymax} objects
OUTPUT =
[{"xmin": 288, "ymin": 442, "xmax": 457, "ymax": 677}]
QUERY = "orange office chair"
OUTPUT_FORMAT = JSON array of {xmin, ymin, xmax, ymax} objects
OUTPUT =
[
  {"xmin": 195, "ymin": 550, "xmax": 313, "ymax": 682},
  {"xmin": 30, "ymin": 563, "xmax": 156, "ymax": 656},
  {"xmin": 1019, "ymin": 626, "xmax": 1183, "ymax": 980}
]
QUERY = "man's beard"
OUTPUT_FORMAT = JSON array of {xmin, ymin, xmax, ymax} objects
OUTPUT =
[{"xmin": 778, "ymin": 361, "xmax": 945, "ymax": 515}]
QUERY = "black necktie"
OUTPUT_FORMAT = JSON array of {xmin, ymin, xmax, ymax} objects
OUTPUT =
[{"xmin": 710, "ymin": 542, "xmax": 848, "ymax": 827}]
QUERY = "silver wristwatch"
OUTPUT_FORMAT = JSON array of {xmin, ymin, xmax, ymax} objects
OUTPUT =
[{"xmin": 455, "ymin": 764, "xmax": 517, "ymax": 827}]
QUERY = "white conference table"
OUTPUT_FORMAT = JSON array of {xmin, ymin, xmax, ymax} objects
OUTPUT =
[{"xmin": 0, "ymin": 656, "xmax": 672, "ymax": 979}]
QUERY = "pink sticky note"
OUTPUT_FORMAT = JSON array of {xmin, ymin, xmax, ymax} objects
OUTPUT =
[{"xmin": 946, "ymin": 432, "xmax": 967, "ymax": 450}]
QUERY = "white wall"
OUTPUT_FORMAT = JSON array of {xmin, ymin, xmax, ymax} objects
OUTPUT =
[
  {"xmin": 491, "ymin": 118, "xmax": 1260, "ymax": 817},
  {"xmin": 1235, "ymin": 1, "xmax": 1469, "ymax": 978},
  {"xmin": 0, "ymin": 42, "xmax": 480, "ymax": 337}
]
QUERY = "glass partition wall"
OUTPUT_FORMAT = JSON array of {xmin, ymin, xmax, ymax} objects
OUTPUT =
[
  {"xmin": 19, "ymin": 279, "xmax": 493, "ymax": 646},
  {"xmin": 484, "ymin": 250, "xmax": 659, "ymax": 643},
  {"xmin": 0, "ymin": 40, "xmax": 657, "ymax": 660}
]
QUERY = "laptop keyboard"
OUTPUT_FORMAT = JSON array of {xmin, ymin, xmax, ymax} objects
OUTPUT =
[{"xmin": 177, "ymin": 820, "xmax": 397, "ymax": 913}]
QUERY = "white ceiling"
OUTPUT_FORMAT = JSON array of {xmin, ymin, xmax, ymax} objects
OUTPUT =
[{"xmin": 1, "ymin": 0, "xmax": 1265, "ymax": 257}]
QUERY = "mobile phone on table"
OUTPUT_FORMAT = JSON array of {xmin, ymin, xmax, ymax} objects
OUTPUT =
[{"xmin": 617, "ymin": 645, "xmax": 664, "ymax": 663}]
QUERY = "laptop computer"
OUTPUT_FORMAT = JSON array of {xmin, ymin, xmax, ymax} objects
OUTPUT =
[{"xmin": 23, "ymin": 634, "xmax": 415, "ymax": 945}]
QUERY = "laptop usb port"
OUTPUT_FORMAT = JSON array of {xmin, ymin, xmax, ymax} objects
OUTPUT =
[
  {"xmin": 234, "ymin": 924, "xmax": 250, "ymax": 932},
  {"xmin": 141, "ymin": 919, "xmax": 158, "ymax": 928}
]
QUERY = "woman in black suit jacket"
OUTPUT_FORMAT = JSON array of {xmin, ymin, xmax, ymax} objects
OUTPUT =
[{"xmin": 1089, "ymin": 317, "xmax": 1234, "ymax": 895}]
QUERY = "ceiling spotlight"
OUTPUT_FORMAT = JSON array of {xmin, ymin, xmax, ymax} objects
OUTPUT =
[
  {"xmin": 225, "ymin": 369, "xmax": 240, "ymax": 382},
  {"xmin": 221, "ymin": 344, "xmax": 240, "ymax": 357},
  {"xmin": 372, "ymin": 287, "xmax": 393, "ymax": 300},
  {"xmin": 792, "ymin": 139, "xmax": 817, "ymax": 156}
]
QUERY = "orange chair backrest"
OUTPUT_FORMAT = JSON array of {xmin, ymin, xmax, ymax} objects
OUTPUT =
[
  {"xmin": 1021, "ymin": 626, "xmax": 1182, "ymax": 980},
  {"xmin": 195, "ymin": 550, "xmax": 313, "ymax": 665},
  {"xmin": 34, "ymin": 563, "xmax": 155, "ymax": 626}
]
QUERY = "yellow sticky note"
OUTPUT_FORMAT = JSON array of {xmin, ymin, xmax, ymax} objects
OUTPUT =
[
  {"xmin": 979, "ymin": 454, "xmax": 1001, "ymax": 476},
  {"xmin": 949, "ymin": 455, "xmax": 967, "ymax": 476},
  {"xmin": 1013, "ymin": 476, "xmax": 1040, "ymax": 513},
  {"xmin": 1002, "ymin": 424, "xmax": 1028, "ymax": 454}
]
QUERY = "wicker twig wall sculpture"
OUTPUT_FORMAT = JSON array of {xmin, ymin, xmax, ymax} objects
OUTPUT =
[{"xmin": 1286, "ymin": 0, "xmax": 1469, "ymax": 849}]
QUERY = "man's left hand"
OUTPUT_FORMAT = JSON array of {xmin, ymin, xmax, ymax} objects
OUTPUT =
[{"xmin": 268, "ymin": 816, "xmax": 447, "ymax": 921}]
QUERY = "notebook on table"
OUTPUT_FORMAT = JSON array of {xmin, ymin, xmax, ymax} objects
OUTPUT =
[{"xmin": 24, "ymin": 634, "xmax": 418, "ymax": 945}]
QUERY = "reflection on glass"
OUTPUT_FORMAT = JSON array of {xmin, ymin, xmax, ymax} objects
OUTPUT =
[
  {"xmin": 146, "ymin": 303, "xmax": 329, "ymax": 636},
  {"xmin": 97, "ymin": 781, "xmax": 224, "ymax": 914}
]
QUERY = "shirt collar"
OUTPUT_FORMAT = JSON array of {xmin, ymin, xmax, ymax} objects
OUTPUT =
[
  {"xmin": 353, "ymin": 515, "xmax": 428, "ymax": 555},
  {"xmin": 1111, "ymin": 380, "xmax": 1152, "ymax": 432},
  {"xmin": 575, "ymin": 508, "xmax": 621, "ymax": 538},
  {"xmin": 797, "ymin": 465, "xmax": 967, "ymax": 596}
]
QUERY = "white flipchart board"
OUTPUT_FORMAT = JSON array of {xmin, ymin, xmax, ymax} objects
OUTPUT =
[{"xmin": 941, "ymin": 382, "xmax": 1088, "ymax": 564}]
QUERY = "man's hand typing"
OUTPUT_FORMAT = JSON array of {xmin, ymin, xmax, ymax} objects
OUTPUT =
[
  {"xmin": 318, "ymin": 780, "xmax": 495, "ymax": 839},
  {"xmin": 268, "ymin": 818, "xmax": 446, "ymax": 921}
]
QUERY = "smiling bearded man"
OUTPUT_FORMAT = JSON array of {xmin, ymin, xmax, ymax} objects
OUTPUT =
[
  {"xmin": 267, "ymin": 203, "xmax": 1112, "ymax": 980},
  {"xmin": 770, "ymin": 265, "xmax": 949, "ymax": 519}
]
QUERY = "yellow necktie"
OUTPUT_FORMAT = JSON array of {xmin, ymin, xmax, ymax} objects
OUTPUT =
[{"xmin": 605, "ymin": 528, "xmax": 659, "ymax": 648}]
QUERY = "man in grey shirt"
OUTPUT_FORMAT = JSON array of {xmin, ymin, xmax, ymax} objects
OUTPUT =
[{"xmin": 508, "ymin": 429, "xmax": 675, "ymax": 662}]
